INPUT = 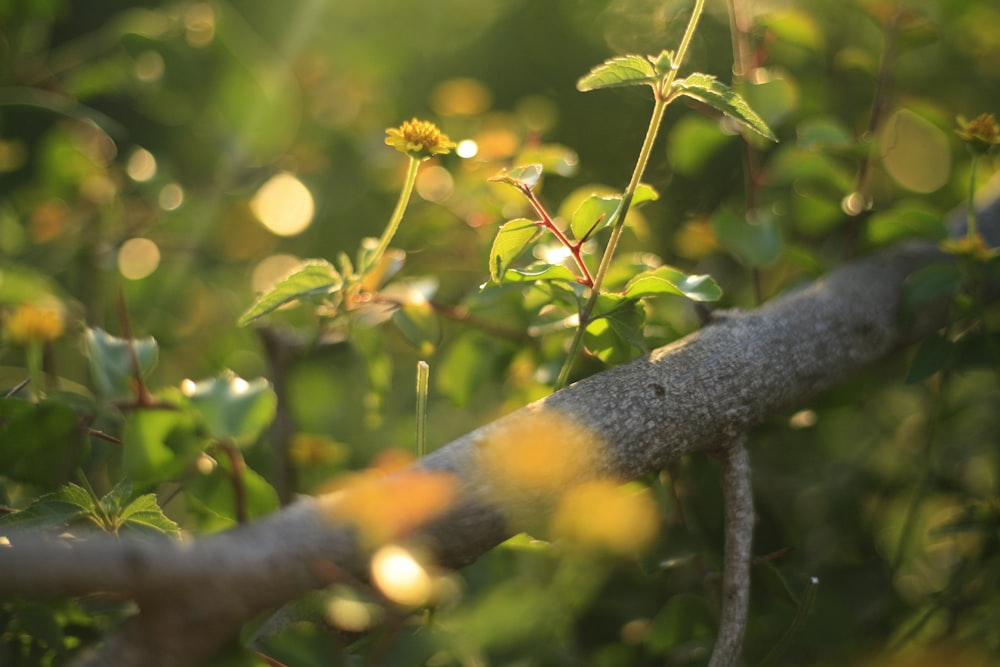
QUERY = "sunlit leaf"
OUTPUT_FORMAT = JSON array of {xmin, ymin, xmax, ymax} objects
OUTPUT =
[
  {"xmin": 503, "ymin": 264, "xmax": 579, "ymax": 285},
  {"xmin": 650, "ymin": 49, "xmax": 675, "ymax": 76},
  {"xmin": 673, "ymin": 73, "xmax": 777, "ymax": 141},
  {"xmin": 117, "ymin": 493, "xmax": 181, "ymax": 537},
  {"xmin": 185, "ymin": 370, "xmax": 277, "ymax": 446},
  {"xmin": 489, "ymin": 164, "xmax": 543, "ymax": 190},
  {"xmin": 712, "ymin": 208, "xmax": 783, "ymax": 267},
  {"xmin": 624, "ymin": 266, "xmax": 722, "ymax": 302},
  {"xmin": 238, "ymin": 259, "xmax": 343, "ymax": 326},
  {"xmin": 490, "ymin": 218, "xmax": 540, "ymax": 283},
  {"xmin": 570, "ymin": 194, "xmax": 621, "ymax": 240},
  {"xmin": 84, "ymin": 327, "xmax": 158, "ymax": 400},
  {"xmin": 632, "ymin": 183, "xmax": 660, "ymax": 206},
  {"xmin": 577, "ymin": 55, "xmax": 658, "ymax": 92},
  {"xmin": 586, "ymin": 294, "xmax": 645, "ymax": 364}
]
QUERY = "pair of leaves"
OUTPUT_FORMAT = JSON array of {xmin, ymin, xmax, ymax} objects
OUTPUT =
[
  {"xmin": 578, "ymin": 53, "xmax": 777, "ymax": 142},
  {"xmin": 0, "ymin": 477, "xmax": 179, "ymax": 537}
]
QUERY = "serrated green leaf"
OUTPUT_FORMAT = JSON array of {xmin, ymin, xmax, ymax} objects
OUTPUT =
[
  {"xmin": 186, "ymin": 370, "xmax": 277, "ymax": 446},
  {"xmin": 650, "ymin": 49, "xmax": 675, "ymax": 76},
  {"xmin": 570, "ymin": 195, "xmax": 621, "ymax": 240},
  {"xmin": 117, "ymin": 493, "xmax": 181, "ymax": 537},
  {"xmin": 99, "ymin": 477, "xmax": 132, "ymax": 517},
  {"xmin": 673, "ymin": 73, "xmax": 777, "ymax": 141},
  {"xmin": 577, "ymin": 54, "xmax": 658, "ymax": 92},
  {"xmin": 490, "ymin": 164, "xmax": 543, "ymax": 190},
  {"xmin": 503, "ymin": 264, "xmax": 580, "ymax": 284},
  {"xmin": 0, "ymin": 483, "xmax": 96, "ymax": 532},
  {"xmin": 490, "ymin": 218, "xmax": 540, "ymax": 283},
  {"xmin": 238, "ymin": 259, "xmax": 342, "ymax": 326},
  {"xmin": 84, "ymin": 327, "xmax": 158, "ymax": 400},
  {"xmin": 624, "ymin": 266, "xmax": 722, "ymax": 302}
]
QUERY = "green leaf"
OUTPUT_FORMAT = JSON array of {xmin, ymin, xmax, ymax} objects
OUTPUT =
[
  {"xmin": 84, "ymin": 327, "xmax": 158, "ymax": 400},
  {"xmin": 712, "ymin": 208, "xmax": 783, "ymax": 267},
  {"xmin": 866, "ymin": 202, "xmax": 947, "ymax": 246},
  {"xmin": 238, "ymin": 259, "xmax": 343, "ymax": 326},
  {"xmin": 667, "ymin": 115, "xmax": 735, "ymax": 175},
  {"xmin": 0, "ymin": 483, "xmax": 96, "ymax": 532},
  {"xmin": 0, "ymin": 397, "xmax": 80, "ymax": 487},
  {"xmin": 796, "ymin": 117, "xmax": 854, "ymax": 151},
  {"xmin": 185, "ymin": 456, "xmax": 280, "ymax": 530},
  {"xmin": 117, "ymin": 493, "xmax": 181, "ymax": 537},
  {"xmin": 905, "ymin": 334, "xmax": 955, "ymax": 384},
  {"xmin": 98, "ymin": 477, "xmax": 132, "ymax": 518},
  {"xmin": 577, "ymin": 55, "xmax": 658, "ymax": 92},
  {"xmin": 585, "ymin": 295, "xmax": 645, "ymax": 364},
  {"xmin": 503, "ymin": 264, "xmax": 580, "ymax": 285},
  {"xmin": 650, "ymin": 49, "xmax": 675, "ymax": 76},
  {"xmin": 437, "ymin": 333, "xmax": 503, "ymax": 407},
  {"xmin": 490, "ymin": 218, "xmax": 540, "ymax": 283},
  {"xmin": 624, "ymin": 266, "xmax": 722, "ymax": 302},
  {"xmin": 186, "ymin": 370, "xmax": 277, "ymax": 446},
  {"xmin": 570, "ymin": 195, "xmax": 621, "ymax": 240},
  {"xmin": 123, "ymin": 406, "xmax": 202, "ymax": 486},
  {"xmin": 901, "ymin": 262, "xmax": 962, "ymax": 319},
  {"xmin": 632, "ymin": 183, "xmax": 660, "ymax": 206},
  {"xmin": 490, "ymin": 164, "xmax": 543, "ymax": 190},
  {"xmin": 673, "ymin": 73, "xmax": 777, "ymax": 141}
]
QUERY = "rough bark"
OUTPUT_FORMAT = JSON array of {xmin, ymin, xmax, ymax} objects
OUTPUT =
[{"xmin": 1, "ymin": 180, "xmax": 998, "ymax": 666}]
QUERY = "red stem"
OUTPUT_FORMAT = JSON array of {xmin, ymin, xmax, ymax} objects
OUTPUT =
[{"xmin": 519, "ymin": 184, "xmax": 595, "ymax": 286}]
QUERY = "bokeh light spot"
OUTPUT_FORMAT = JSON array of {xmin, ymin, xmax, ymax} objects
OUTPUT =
[
  {"xmin": 431, "ymin": 78, "xmax": 492, "ymax": 116},
  {"xmin": 251, "ymin": 254, "xmax": 301, "ymax": 295},
  {"xmin": 456, "ymin": 139, "xmax": 478, "ymax": 159},
  {"xmin": 415, "ymin": 165, "xmax": 454, "ymax": 203},
  {"xmin": 250, "ymin": 173, "xmax": 315, "ymax": 237},
  {"xmin": 134, "ymin": 50, "xmax": 165, "ymax": 83},
  {"xmin": 880, "ymin": 109, "xmax": 950, "ymax": 193},
  {"xmin": 371, "ymin": 545, "xmax": 433, "ymax": 607},
  {"xmin": 117, "ymin": 237, "xmax": 161, "ymax": 280},
  {"xmin": 126, "ymin": 147, "xmax": 157, "ymax": 182},
  {"xmin": 158, "ymin": 183, "xmax": 184, "ymax": 210},
  {"xmin": 184, "ymin": 3, "xmax": 216, "ymax": 48}
]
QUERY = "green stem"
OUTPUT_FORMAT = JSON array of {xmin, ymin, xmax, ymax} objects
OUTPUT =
[
  {"xmin": 25, "ymin": 341, "xmax": 44, "ymax": 401},
  {"xmin": 415, "ymin": 360, "xmax": 429, "ymax": 457},
  {"xmin": 967, "ymin": 154, "xmax": 979, "ymax": 241},
  {"xmin": 367, "ymin": 156, "xmax": 420, "ymax": 273},
  {"xmin": 554, "ymin": 0, "xmax": 705, "ymax": 390}
]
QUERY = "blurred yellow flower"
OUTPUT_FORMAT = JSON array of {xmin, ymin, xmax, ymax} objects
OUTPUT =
[
  {"xmin": 4, "ymin": 303, "xmax": 65, "ymax": 345},
  {"xmin": 385, "ymin": 118, "xmax": 456, "ymax": 159},
  {"xmin": 321, "ymin": 449, "xmax": 458, "ymax": 546},
  {"xmin": 551, "ymin": 480, "xmax": 659, "ymax": 555},
  {"xmin": 955, "ymin": 113, "xmax": 1000, "ymax": 155}
]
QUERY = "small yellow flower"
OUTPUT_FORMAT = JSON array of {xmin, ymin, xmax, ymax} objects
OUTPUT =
[
  {"xmin": 385, "ymin": 118, "xmax": 455, "ymax": 159},
  {"xmin": 4, "ymin": 303, "xmax": 65, "ymax": 345},
  {"xmin": 956, "ymin": 113, "xmax": 1000, "ymax": 155}
]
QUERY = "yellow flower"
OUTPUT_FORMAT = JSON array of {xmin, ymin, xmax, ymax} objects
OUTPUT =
[
  {"xmin": 956, "ymin": 113, "xmax": 1000, "ymax": 155},
  {"xmin": 4, "ymin": 303, "xmax": 65, "ymax": 345},
  {"xmin": 385, "ymin": 118, "xmax": 455, "ymax": 159}
]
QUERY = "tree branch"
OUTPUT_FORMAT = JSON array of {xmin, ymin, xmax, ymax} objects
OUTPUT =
[{"xmin": 2, "ymin": 178, "xmax": 999, "ymax": 666}]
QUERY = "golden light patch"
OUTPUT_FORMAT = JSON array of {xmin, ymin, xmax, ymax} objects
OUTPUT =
[
  {"xmin": 474, "ymin": 410, "xmax": 604, "ymax": 507},
  {"xmin": 551, "ymin": 480, "xmax": 659, "ymax": 555},
  {"xmin": 321, "ymin": 450, "xmax": 458, "ymax": 546}
]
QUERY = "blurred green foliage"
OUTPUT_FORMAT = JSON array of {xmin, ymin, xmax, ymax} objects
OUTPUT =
[{"xmin": 1, "ymin": 0, "xmax": 999, "ymax": 665}]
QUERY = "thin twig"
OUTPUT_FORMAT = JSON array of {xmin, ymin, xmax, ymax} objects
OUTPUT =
[{"xmin": 708, "ymin": 436, "xmax": 754, "ymax": 667}]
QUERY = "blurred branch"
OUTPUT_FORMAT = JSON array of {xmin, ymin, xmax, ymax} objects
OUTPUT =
[{"xmin": 1, "ymin": 180, "xmax": 999, "ymax": 666}]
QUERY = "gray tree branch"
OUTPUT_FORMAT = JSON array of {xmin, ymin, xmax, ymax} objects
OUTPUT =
[{"xmin": 1, "ymin": 178, "xmax": 998, "ymax": 666}]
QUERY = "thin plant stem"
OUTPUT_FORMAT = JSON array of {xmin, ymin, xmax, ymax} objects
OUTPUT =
[
  {"xmin": 967, "ymin": 154, "xmax": 979, "ymax": 240},
  {"xmin": 368, "ymin": 156, "xmax": 420, "ymax": 273},
  {"xmin": 415, "ymin": 360, "xmax": 429, "ymax": 457},
  {"xmin": 554, "ymin": 0, "xmax": 705, "ymax": 390},
  {"xmin": 519, "ymin": 184, "xmax": 595, "ymax": 286}
]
